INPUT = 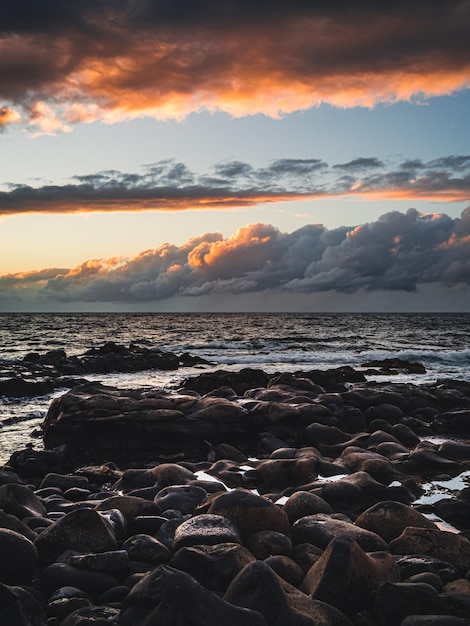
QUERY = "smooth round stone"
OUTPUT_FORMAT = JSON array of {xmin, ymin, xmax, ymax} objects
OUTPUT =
[
  {"xmin": 0, "ymin": 509, "xmax": 37, "ymax": 541},
  {"xmin": 264, "ymin": 555, "xmax": 304, "ymax": 587},
  {"xmin": 63, "ymin": 487, "xmax": 92, "ymax": 502},
  {"xmin": 40, "ymin": 473, "xmax": 89, "ymax": 492},
  {"xmin": 154, "ymin": 485, "xmax": 207, "ymax": 515},
  {"xmin": 207, "ymin": 489, "xmax": 291, "ymax": 540},
  {"xmin": 173, "ymin": 514, "xmax": 242, "ymax": 550},
  {"xmin": 98, "ymin": 585, "xmax": 130, "ymax": 605},
  {"xmin": 283, "ymin": 491, "xmax": 333, "ymax": 523},
  {"xmin": 41, "ymin": 563, "xmax": 120, "ymax": 600},
  {"xmin": 127, "ymin": 515, "xmax": 167, "ymax": 536},
  {"xmin": 123, "ymin": 534, "xmax": 171, "ymax": 565},
  {"xmin": 246, "ymin": 530, "xmax": 292, "ymax": 560},
  {"xmin": 47, "ymin": 597, "xmax": 92, "ymax": 622},
  {"xmin": 0, "ymin": 528, "xmax": 38, "ymax": 584},
  {"xmin": 0, "ymin": 483, "xmax": 47, "ymax": 519}
]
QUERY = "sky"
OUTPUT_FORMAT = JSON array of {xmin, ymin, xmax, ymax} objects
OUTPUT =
[{"xmin": 0, "ymin": 0, "xmax": 469, "ymax": 312}]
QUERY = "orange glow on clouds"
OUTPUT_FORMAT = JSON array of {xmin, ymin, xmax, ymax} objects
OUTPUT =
[{"xmin": 1, "ymin": 3, "xmax": 470, "ymax": 131}]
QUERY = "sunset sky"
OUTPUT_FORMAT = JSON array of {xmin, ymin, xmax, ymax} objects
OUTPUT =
[{"xmin": 1, "ymin": 0, "xmax": 469, "ymax": 311}]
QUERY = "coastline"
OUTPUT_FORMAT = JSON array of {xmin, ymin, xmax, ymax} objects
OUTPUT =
[{"xmin": 1, "ymin": 364, "xmax": 470, "ymax": 624}]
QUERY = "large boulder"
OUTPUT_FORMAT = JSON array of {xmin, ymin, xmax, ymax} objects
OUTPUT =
[
  {"xmin": 0, "ymin": 529, "xmax": 38, "ymax": 585},
  {"xmin": 120, "ymin": 564, "xmax": 268, "ymax": 626},
  {"xmin": 34, "ymin": 508, "xmax": 117, "ymax": 565}
]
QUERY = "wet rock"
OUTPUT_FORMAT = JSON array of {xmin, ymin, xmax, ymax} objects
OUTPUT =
[
  {"xmin": 0, "ymin": 509, "xmax": 38, "ymax": 541},
  {"xmin": 361, "ymin": 358, "xmax": 426, "ymax": 375},
  {"xmin": 433, "ymin": 497, "xmax": 470, "ymax": 531},
  {"xmin": 60, "ymin": 605, "xmax": 120, "ymax": 625},
  {"xmin": 122, "ymin": 534, "xmax": 171, "ymax": 565},
  {"xmin": 183, "ymin": 368, "xmax": 269, "ymax": 396},
  {"xmin": 120, "ymin": 564, "xmax": 268, "ymax": 626},
  {"xmin": 292, "ymin": 513, "xmax": 389, "ymax": 551},
  {"xmin": 40, "ymin": 473, "xmax": 89, "ymax": 491},
  {"xmin": 169, "ymin": 542, "xmax": 255, "ymax": 592},
  {"xmin": 395, "ymin": 554, "xmax": 459, "ymax": 583},
  {"xmin": 405, "ymin": 571, "xmax": 444, "ymax": 592},
  {"xmin": 0, "ymin": 483, "xmax": 47, "ymax": 519},
  {"xmin": 400, "ymin": 443, "xmax": 462, "ymax": 475},
  {"xmin": 255, "ymin": 457, "xmax": 319, "ymax": 491},
  {"xmin": 154, "ymin": 484, "xmax": 207, "ymax": 514},
  {"xmin": 207, "ymin": 489, "xmax": 291, "ymax": 540},
  {"xmin": 35, "ymin": 508, "xmax": 117, "ymax": 565},
  {"xmin": 41, "ymin": 562, "xmax": 120, "ymax": 600},
  {"xmin": 355, "ymin": 500, "xmax": 437, "ymax": 543},
  {"xmin": 0, "ymin": 582, "xmax": 47, "ymax": 625},
  {"xmin": 374, "ymin": 581, "xmax": 450, "ymax": 626},
  {"xmin": 0, "ymin": 528, "xmax": 38, "ymax": 584},
  {"xmin": 173, "ymin": 514, "xmax": 242, "ymax": 550},
  {"xmin": 0, "ymin": 377, "xmax": 54, "ymax": 398},
  {"xmin": 301, "ymin": 536, "xmax": 399, "ymax": 617},
  {"xmin": 391, "ymin": 527, "xmax": 470, "ymax": 572},
  {"xmin": 225, "ymin": 559, "xmax": 352, "ymax": 625},
  {"xmin": 69, "ymin": 549, "xmax": 129, "ymax": 574},
  {"xmin": 283, "ymin": 491, "xmax": 333, "ymax": 523},
  {"xmin": 95, "ymin": 495, "xmax": 161, "ymax": 521},
  {"xmin": 246, "ymin": 530, "xmax": 292, "ymax": 559}
]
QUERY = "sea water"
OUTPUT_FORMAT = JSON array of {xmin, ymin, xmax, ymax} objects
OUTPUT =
[{"xmin": 1, "ymin": 312, "xmax": 469, "ymax": 463}]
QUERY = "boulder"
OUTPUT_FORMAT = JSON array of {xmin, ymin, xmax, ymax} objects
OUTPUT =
[
  {"xmin": 172, "ymin": 514, "xmax": 242, "ymax": 550},
  {"xmin": 282, "ymin": 491, "xmax": 333, "ymax": 523},
  {"xmin": 0, "ymin": 583, "xmax": 47, "ymax": 626},
  {"xmin": 207, "ymin": 489, "xmax": 291, "ymax": 540},
  {"xmin": 292, "ymin": 514, "xmax": 389, "ymax": 552},
  {"xmin": 0, "ymin": 529, "xmax": 38, "ymax": 584},
  {"xmin": 169, "ymin": 542, "xmax": 255, "ymax": 592},
  {"xmin": 34, "ymin": 508, "xmax": 117, "ymax": 565},
  {"xmin": 120, "ymin": 564, "xmax": 268, "ymax": 626},
  {"xmin": 122, "ymin": 534, "xmax": 171, "ymax": 565},
  {"xmin": 355, "ymin": 500, "xmax": 437, "ymax": 542},
  {"xmin": 0, "ymin": 483, "xmax": 47, "ymax": 519},
  {"xmin": 374, "ymin": 582, "xmax": 450, "ymax": 626},
  {"xmin": 390, "ymin": 527, "xmax": 470, "ymax": 572},
  {"xmin": 301, "ymin": 536, "xmax": 399, "ymax": 617},
  {"xmin": 225, "ymin": 560, "xmax": 352, "ymax": 625}
]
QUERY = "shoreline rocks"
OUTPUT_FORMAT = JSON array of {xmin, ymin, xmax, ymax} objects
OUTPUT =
[{"xmin": 1, "ymin": 368, "xmax": 470, "ymax": 625}]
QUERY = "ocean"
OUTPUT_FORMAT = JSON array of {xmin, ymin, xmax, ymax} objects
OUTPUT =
[{"xmin": 1, "ymin": 312, "xmax": 469, "ymax": 464}]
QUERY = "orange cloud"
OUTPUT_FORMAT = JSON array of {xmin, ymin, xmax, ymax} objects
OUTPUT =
[{"xmin": 0, "ymin": 2, "xmax": 469, "ymax": 130}]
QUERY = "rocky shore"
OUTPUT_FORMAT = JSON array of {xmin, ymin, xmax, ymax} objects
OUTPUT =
[{"xmin": 1, "ymin": 366, "xmax": 470, "ymax": 625}]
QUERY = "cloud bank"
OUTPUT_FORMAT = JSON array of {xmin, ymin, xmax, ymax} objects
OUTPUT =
[
  {"xmin": 1, "ymin": 155, "xmax": 469, "ymax": 215},
  {"xmin": 1, "ymin": 208, "xmax": 469, "ymax": 309},
  {"xmin": 1, "ymin": 1, "xmax": 469, "ymax": 131}
]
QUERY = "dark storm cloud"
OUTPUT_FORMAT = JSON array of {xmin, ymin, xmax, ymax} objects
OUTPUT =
[
  {"xmin": 0, "ymin": 1, "xmax": 469, "ymax": 129},
  {"xmin": 0, "ymin": 155, "xmax": 469, "ymax": 215},
  {"xmin": 1, "ymin": 208, "xmax": 469, "ymax": 306}
]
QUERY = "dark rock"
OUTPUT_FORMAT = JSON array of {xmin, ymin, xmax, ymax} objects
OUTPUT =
[
  {"xmin": 283, "ymin": 491, "xmax": 333, "ymax": 523},
  {"xmin": 0, "ymin": 509, "xmax": 38, "ymax": 541},
  {"xmin": 391, "ymin": 528, "xmax": 470, "ymax": 572},
  {"xmin": 361, "ymin": 358, "xmax": 426, "ymax": 375},
  {"xmin": 41, "ymin": 563, "xmax": 120, "ymax": 600},
  {"xmin": 169, "ymin": 542, "xmax": 255, "ymax": 592},
  {"xmin": 395, "ymin": 554, "xmax": 459, "ymax": 583},
  {"xmin": 401, "ymin": 617, "xmax": 470, "ymax": 625},
  {"xmin": 0, "ymin": 582, "xmax": 47, "ymax": 626},
  {"xmin": 246, "ymin": 530, "xmax": 292, "ymax": 559},
  {"xmin": 374, "ymin": 582, "xmax": 450, "ymax": 626},
  {"xmin": 0, "ymin": 377, "xmax": 54, "ymax": 398},
  {"xmin": 47, "ymin": 597, "xmax": 92, "ymax": 623},
  {"xmin": 0, "ymin": 483, "xmax": 47, "ymax": 519},
  {"xmin": 183, "ymin": 368, "xmax": 269, "ymax": 396},
  {"xmin": 225, "ymin": 559, "xmax": 352, "ymax": 625},
  {"xmin": 95, "ymin": 495, "xmax": 161, "ymax": 521},
  {"xmin": 120, "ymin": 564, "xmax": 268, "ymax": 626},
  {"xmin": 292, "ymin": 514, "xmax": 389, "ymax": 551},
  {"xmin": 59, "ymin": 605, "xmax": 120, "ymax": 625},
  {"xmin": 207, "ymin": 489, "xmax": 291, "ymax": 540},
  {"xmin": 405, "ymin": 572, "xmax": 444, "ymax": 592},
  {"xmin": 301, "ymin": 536, "xmax": 399, "ymax": 617},
  {"xmin": 355, "ymin": 500, "xmax": 437, "ymax": 542},
  {"xmin": 8, "ymin": 447, "xmax": 65, "ymax": 479},
  {"xmin": 122, "ymin": 534, "xmax": 171, "ymax": 565},
  {"xmin": 433, "ymin": 498, "xmax": 470, "ymax": 531},
  {"xmin": 264, "ymin": 555, "xmax": 304, "ymax": 587},
  {"xmin": 0, "ymin": 528, "xmax": 38, "ymax": 584},
  {"xmin": 154, "ymin": 485, "xmax": 207, "ymax": 515},
  {"xmin": 34, "ymin": 508, "xmax": 117, "ymax": 565},
  {"xmin": 39, "ymin": 473, "xmax": 89, "ymax": 491},
  {"xmin": 173, "ymin": 514, "xmax": 242, "ymax": 550},
  {"xmin": 69, "ymin": 549, "xmax": 129, "ymax": 574}
]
